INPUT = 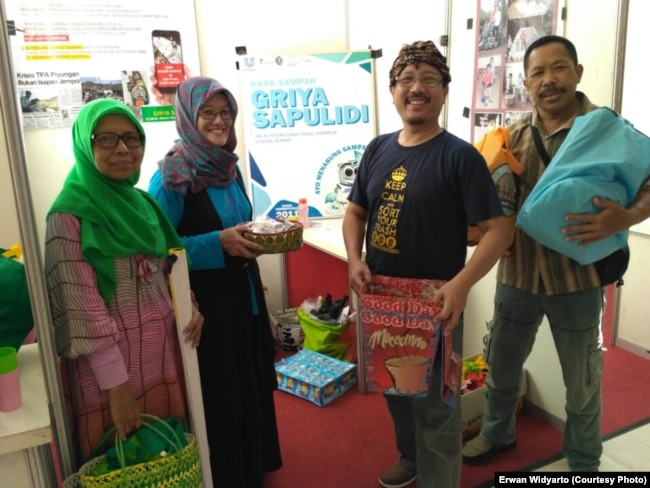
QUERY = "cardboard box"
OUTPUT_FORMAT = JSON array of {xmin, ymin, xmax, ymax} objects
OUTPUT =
[
  {"xmin": 270, "ymin": 308, "xmax": 305, "ymax": 351},
  {"xmin": 275, "ymin": 349, "xmax": 357, "ymax": 407},
  {"xmin": 461, "ymin": 356, "xmax": 527, "ymax": 439}
]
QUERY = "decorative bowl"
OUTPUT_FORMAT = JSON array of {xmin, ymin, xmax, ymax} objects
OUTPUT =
[{"xmin": 243, "ymin": 222, "xmax": 304, "ymax": 254}]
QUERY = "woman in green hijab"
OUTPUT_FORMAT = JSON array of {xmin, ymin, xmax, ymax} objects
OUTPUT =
[{"xmin": 44, "ymin": 99, "xmax": 203, "ymax": 464}]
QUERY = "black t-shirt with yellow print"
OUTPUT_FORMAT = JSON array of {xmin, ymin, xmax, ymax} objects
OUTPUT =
[{"xmin": 348, "ymin": 130, "xmax": 503, "ymax": 281}]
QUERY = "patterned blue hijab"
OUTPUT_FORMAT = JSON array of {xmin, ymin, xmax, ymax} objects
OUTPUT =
[{"xmin": 159, "ymin": 76, "xmax": 239, "ymax": 194}]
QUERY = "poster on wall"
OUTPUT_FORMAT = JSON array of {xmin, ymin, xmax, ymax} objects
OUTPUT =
[
  {"xmin": 238, "ymin": 51, "xmax": 379, "ymax": 220},
  {"xmin": 472, "ymin": 0, "xmax": 559, "ymax": 141},
  {"xmin": 6, "ymin": 0, "xmax": 200, "ymax": 130}
]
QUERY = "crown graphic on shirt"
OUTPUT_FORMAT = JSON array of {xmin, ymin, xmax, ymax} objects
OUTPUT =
[{"xmin": 392, "ymin": 166, "xmax": 407, "ymax": 182}]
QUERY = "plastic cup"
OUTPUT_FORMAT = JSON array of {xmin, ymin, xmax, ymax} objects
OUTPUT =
[{"xmin": 0, "ymin": 346, "xmax": 22, "ymax": 412}]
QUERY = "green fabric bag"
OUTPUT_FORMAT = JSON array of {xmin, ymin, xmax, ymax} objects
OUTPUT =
[
  {"xmin": 91, "ymin": 416, "xmax": 188, "ymax": 476},
  {"xmin": 0, "ymin": 246, "xmax": 34, "ymax": 351}
]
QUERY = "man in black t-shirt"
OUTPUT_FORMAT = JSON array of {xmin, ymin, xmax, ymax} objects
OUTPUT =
[{"xmin": 343, "ymin": 40, "xmax": 511, "ymax": 488}]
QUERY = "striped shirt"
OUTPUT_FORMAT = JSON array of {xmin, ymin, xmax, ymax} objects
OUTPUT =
[
  {"xmin": 498, "ymin": 93, "xmax": 616, "ymax": 295},
  {"xmin": 45, "ymin": 212, "xmax": 187, "ymax": 461}
]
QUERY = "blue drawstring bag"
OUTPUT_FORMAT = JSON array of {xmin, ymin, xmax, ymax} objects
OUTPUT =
[{"xmin": 517, "ymin": 108, "xmax": 650, "ymax": 265}]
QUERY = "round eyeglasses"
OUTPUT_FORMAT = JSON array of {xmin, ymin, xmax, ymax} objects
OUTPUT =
[
  {"xmin": 394, "ymin": 75, "xmax": 443, "ymax": 87},
  {"xmin": 198, "ymin": 108, "xmax": 233, "ymax": 121}
]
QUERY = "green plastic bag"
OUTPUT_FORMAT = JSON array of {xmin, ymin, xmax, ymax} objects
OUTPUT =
[
  {"xmin": 297, "ymin": 308, "xmax": 349, "ymax": 361},
  {"xmin": 0, "ymin": 245, "xmax": 34, "ymax": 351}
]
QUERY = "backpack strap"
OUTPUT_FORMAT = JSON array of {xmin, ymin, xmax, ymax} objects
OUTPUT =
[{"xmin": 530, "ymin": 125, "xmax": 551, "ymax": 166}]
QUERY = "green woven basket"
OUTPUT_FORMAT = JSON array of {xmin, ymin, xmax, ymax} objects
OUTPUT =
[{"xmin": 63, "ymin": 415, "xmax": 202, "ymax": 488}]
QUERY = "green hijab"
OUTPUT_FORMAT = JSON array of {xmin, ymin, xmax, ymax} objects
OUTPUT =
[{"xmin": 48, "ymin": 99, "xmax": 183, "ymax": 305}]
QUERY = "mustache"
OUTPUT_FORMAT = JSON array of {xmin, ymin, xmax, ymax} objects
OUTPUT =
[
  {"xmin": 406, "ymin": 95, "xmax": 430, "ymax": 103},
  {"xmin": 539, "ymin": 86, "xmax": 565, "ymax": 97}
]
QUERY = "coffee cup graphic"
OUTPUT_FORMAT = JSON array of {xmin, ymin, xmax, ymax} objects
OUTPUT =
[{"xmin": 384, "ymin": 355, "xmax": 430, "ymax": 395}]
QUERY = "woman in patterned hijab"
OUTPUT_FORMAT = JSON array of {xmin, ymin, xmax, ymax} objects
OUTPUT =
[
  {"xmin": 159, "ymin": 76, "xmax": 239, "ymax": 193},
  {"xmin": 148, "ymin": 77, "xmax": 283, "ymax": 487}
]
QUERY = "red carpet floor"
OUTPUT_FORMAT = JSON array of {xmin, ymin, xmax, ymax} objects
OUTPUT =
[
  {"xmin": 266, "ymin": 297, "xmax": 650, "ymax": 488},
  {"xmin": 53, "ymin": 287, "xmax": 649, "ymax": 487},
  {"xmin": 266, "ymin": 385, "xmax": 570, "ymax": 488},
  {"xmin": 52, "ymin": 340, "xmax": 648, "ymax": 488}
]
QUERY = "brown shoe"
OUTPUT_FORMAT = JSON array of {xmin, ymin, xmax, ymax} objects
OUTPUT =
[{"xmin": 378, "ymin": 463, "xmax": 417, "ymax": 488}]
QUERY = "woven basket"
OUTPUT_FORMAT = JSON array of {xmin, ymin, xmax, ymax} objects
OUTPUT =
[
  {"xmin": 63, "ymin": 422, "xmax": 202, "ymax": 488},
  {"xmin": 243, "ymin": 222, "xmax": 303, "ymax": 254}
]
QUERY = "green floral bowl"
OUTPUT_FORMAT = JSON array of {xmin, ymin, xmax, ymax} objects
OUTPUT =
[{"xmin": 243, "ymin": 222, "xmax": 304, "ymax": 254}]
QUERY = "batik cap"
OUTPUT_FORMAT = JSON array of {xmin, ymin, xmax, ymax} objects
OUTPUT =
[{"xmin": 389, "ymin": 40, "xmax": 451, "ymax": 87}]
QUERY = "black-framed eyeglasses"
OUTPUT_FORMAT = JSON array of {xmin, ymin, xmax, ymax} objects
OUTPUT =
[
  {"xmin": 198, "ymin": 108, "xmax": 232, "ymax": 121},
  {"xmin": 394, "ymin": 74, "xmax": 443, "ymax": 87},
  {"xmin": 91, "ymin": 132, "xmax": 145, "ymax": 148}
]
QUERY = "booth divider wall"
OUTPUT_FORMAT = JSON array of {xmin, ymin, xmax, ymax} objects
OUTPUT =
[{"xmin": 2, "ymin": 0, "xmax": 639, "ymax": 484}]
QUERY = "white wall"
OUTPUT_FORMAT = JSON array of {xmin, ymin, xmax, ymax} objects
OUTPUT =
[
  {"xmin": 616, "ymin": 0, "xmax": 650, "ymax": 360},
  {"xmin": 1, "ymin": 0, "xmax": 627, "ymax": 422},
  {"xmin": 619, "ymin": 0, "xmax": 650, "ymax": 135},
  {"xmin": 564, "ymin": 0, "xmax": 618, "ymax": 109},
  {"xmin": 0, "ymin": 115, "xmax": 22, "ymax": 246}
]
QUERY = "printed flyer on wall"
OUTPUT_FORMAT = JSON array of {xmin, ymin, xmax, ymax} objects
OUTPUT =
[
  {"xmin": 238, "ymin": 51, "xmax": 379, "ymax": 219},
  {"xmin": 6, "ymin": 0, "xmax": 200, "ymax": 130}
]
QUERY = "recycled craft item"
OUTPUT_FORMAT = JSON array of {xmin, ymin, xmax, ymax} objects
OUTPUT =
[
  {"xmin": 359, "ymin": 275, "xmax": 460, "ymax": 404},
  {"xmin": 62, "ymin": 414, "xmax": 202, "ymax": 488},
  {"xmin": 242, "ymin": 218, "xmax": 303, "ymax": 254}
]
